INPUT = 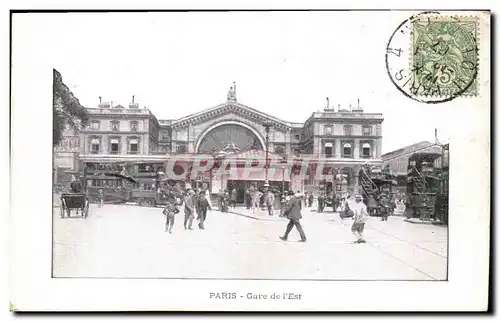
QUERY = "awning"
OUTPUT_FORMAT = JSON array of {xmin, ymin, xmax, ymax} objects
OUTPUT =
[
  {"xmin": 111, "ymin": 139, "xmax": 119, "ymax": 144},
  {"xmin": 343, "ymin": 143, "xmax": 352, "ymax": 148},
  {"xmin": 129, "ymin": 139, "xmax": 138, "ymax": 144},
  {"xmin": 91, "ymin": 139, "xmax": 99, "ymax": 144},
  {"xmin": 325, "ymin": 142, "xmax": 333, "ymax": 148},
  {"xmin": 362, "ymin": 143, "xmax": 371, "ymax": 148}
]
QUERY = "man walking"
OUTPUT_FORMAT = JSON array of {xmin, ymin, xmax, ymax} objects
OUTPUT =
[
  {"xmin": 279, "ymin": 191, "xmax": 307, "ymax": 242},
  {"xmin": 231, "ymin": 188, "xmax": 237, "ymax": 209},
  {"xmin": 196, "ymin": 190, "xmax": 211, "ymax": 230},
  {"xmin": 183, "ymin": 189, "xmax": 195, "ymax": 230},
  {"xmin": 317, "ymin": 193, "xmax": 325, "ymax": 213},
  {"xmin": 265, "ymin": 189, "xmax": 275, "ymax": 216},
  {"xmin": 351, "ymin": 194, "xmax": 370, "ymax": 243}
]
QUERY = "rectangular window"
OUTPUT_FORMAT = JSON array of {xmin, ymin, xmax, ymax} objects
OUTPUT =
[
  {"xmin": 110, "ymin": 139, "xmax": 119, "ymax": 154},
  {"xmin": 344, "ymin": 126, "xmax": 352, "ymax": 136},
  {"xmin": 361, "ymin": 143, "xmax": 371, "ymax": 158},
  {"xmin": 342, "ymin": 142, "xmax": 353, "ymax": 158},
  {"xmin": 324, "ymin": 142, "xmax": 333, "ymax": 158},
  {"xmin": 90, "ymin": 121, "xmax": 100, "ymax": 130},
  {"xmin": 111, "ymin": 121, "xmax": 120, "ymax": 131},
  {"xmin": 362, "ymin": 126, "xmax": 372, "ymax": 136},
  {"xmin": 90, "ymin": 138, "xmax": 100, "ymax": 153},
  {"xmin": 324, "ymin": 126, "xmax": 332, "ymax": 136},
  {"xmin": 130, "ymin": 121, "xmax": 138, "ymax": 132},
  {"xmin": 129, "ymin": 139, "xmax": 138, "ymax": 154}
]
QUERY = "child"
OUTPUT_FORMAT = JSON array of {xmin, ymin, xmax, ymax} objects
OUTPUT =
[
  {"xmin": 351, "ymin": 194, "xmax": 370, "ymax": 243},
  {"xmin": 163, "ymin": 196, "xmax": 180, "ymax": 234}
]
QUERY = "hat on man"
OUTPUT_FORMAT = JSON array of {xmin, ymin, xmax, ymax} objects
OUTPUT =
[{"xmin": 355, "ymin": 194, "xmax": 363, "ymax": 200}]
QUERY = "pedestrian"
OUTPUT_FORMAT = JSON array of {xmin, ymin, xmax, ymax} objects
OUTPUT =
[
  {"xmin": 308, "ymin": 192, "xmax": 314, "ymax": 208},
  {"xmin": 265, "ymin": 189, "xmax": 275, "ymax": 216},
  {"xmin": 379, "ymin": 193, "xmax": 390, "ymax": 221},
  {"xmin": 351, "ymin": 194, "xmax": 370, "ymax": 243},
  {"xmin": 196, "ymin": 190, "xmax": 211, "ymax": 230},
  {"xmin": 97, "ymin": 188, "xmax": 104, "ymax": 208},
  {"xmin": 203, "ymin": 188, "xmax": 212, "ymax": 211},
  {"xmin": 317, "ymin": 193, "xmax": 324, "ymax": 213},
  {"xmin": 231, "ymin": 188, "xmax": 237, "ymax": 209},
  {"xmin": 183, "ymin": 189, "xmax": 195, "ymax": 230},
  {"xmin": 163, "ymin": 195, "xmax": 180, "ymax": 234},
  {"xmin": 245, "ymin": 188, "xmax": 252, "ymax": 210},
  {"xmin": 279, "ymin": 191, "xmax": 307, "ymax": 242}
]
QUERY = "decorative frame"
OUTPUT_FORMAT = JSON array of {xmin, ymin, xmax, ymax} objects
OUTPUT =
[
  {"xmin": 127, "ymin": 136, "xmax": 141, "ymax": 154},
  {"xmin": 88, "ymin": 135, "xmax": 102, "ymax": 154},
  {"xmin": 341, "ymin": 139, "xmax": 354, "ymax": 158},
  {"xmin": 108, "ymin": 136, "xmax": 122, "ymax": 154},
  {"xmin": 359, "ymin": 140, "xmax": 374, "ymax": 159}
]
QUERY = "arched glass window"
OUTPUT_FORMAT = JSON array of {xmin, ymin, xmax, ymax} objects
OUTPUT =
[
  {"xmin": 343, "ymin": 143, "xmax": 352, "ymax": 157},
  {"xmin": 91, "ymin": 139, "xmax": 100, "ymax": 153},
  {"xmin": 362, "ymin": 143, "xmax": 371, "ymax": 158},
  {"xmin": 128, "ymin": 139, "xmax": 138, "ymax": 154},
  {"xmin": 324, "ymin": 142, "xmax": 333, "ymax": 158},
  {"xmin": 110, "ymin": 139, "xmax": 120, "ymax": 154}
]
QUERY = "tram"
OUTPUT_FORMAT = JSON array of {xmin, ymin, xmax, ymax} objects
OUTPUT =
[
  {"xmin": 81, "ymin": 160, "xmax": 186, "ymax": 207},
  {"xmin": 435, "ymin": 144, "xmax": 449, "ymax": 224},
  {"xmin": 359, "ymin": 165, "xmax": 396, "ymax": 216},
  {"xmin": 405, "ymin": 152, "xmax": 442, "ymax": 221}
]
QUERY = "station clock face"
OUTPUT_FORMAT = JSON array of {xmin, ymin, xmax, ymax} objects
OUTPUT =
[{"xmin": 198, "ymin": 124, "xmax": 262, "ymax": 154}]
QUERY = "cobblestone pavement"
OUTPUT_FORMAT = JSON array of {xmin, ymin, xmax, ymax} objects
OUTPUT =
[{"xmin": 52, "ymin": 204, "xmax": 447, "ymax": 280}]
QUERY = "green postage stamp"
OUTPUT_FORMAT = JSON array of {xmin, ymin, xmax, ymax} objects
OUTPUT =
[{"xmin": 411, "ymin": 15, "xmax": 478, "ymax": 97}]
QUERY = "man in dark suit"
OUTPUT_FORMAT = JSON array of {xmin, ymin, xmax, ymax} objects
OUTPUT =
[{"xmin": 279, "ymin": 191, "xmax": 307, "ymax": 242}]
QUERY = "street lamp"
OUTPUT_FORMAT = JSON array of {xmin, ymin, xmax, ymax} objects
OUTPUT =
[{"xmin": 263, "ymin": 122, "xmax": 272, "ymax": 189}]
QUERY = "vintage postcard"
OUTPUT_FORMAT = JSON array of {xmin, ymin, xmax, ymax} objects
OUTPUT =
[{"xmin": 10, "ymin": 9, "xmax": 490, "ymax": 311}]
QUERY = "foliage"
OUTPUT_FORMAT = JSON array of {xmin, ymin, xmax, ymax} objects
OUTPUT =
[{"xmin": 53, "ymin": 69, "xmax": 89, "ymax": 146}]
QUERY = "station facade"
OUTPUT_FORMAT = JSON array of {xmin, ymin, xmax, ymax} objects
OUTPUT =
[{"xmin": 54, "ymin": 84, "xmax": 384, "ymax": 196}]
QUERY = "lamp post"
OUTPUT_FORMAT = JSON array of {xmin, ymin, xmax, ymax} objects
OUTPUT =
[{"xmin": 263, "ymin": 122, "xmax": 272, "ymax": 189}]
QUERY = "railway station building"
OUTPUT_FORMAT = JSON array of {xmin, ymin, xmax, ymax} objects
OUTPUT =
[{"xmin": 54, "ymin": 84, "xmax": 384, "ymax": 199}]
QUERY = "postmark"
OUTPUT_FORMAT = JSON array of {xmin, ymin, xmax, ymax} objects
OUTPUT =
[{"xmin": 386, "ymin": 12, "xmax": 479, "ymax": 103}]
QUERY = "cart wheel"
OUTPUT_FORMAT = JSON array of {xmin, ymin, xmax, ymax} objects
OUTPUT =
[
  {"xmin": 84, "ymin": 200, "xmax": 90, "ymax": 218},
  {"xmin": 144, "ymin": 199, "xmax": 155, "ymax": 207},
  {"xmin": 60, "ymin": 201, "xmax": 65, "ymax": 218}
]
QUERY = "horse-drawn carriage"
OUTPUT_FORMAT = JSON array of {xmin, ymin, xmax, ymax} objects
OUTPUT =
[{"xmin": 60, "ymin": 193, "xmax": 89, "ymax": 219}]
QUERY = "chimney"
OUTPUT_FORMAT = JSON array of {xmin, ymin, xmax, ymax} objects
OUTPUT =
[
  {"xmin": 129, "ymin": 95, "xmax": 139, "ymax": 108},
  {"xmin": 352, "ymin": 98, "xmax": 364, "ymax": 112},
  {"xmin": 324, "ymin": 97, "xmax": 334, "ymax": 112}
]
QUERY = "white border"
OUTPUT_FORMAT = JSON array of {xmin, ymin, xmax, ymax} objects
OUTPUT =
[{"xmin": 8, "ymin": 6, "xmax": 491, "ymax": 312}]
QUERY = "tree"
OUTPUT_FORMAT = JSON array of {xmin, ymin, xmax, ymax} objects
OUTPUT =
[{"xmin": 53, "ymin": 69, "xmax": 89, "ymax": 146}]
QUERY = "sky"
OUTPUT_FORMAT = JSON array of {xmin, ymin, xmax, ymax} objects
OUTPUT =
[{"xmin": 21, "ymin": 11, "xmax": 459, "ymax": 153}]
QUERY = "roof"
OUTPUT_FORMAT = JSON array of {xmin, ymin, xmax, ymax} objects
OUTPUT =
[{"xmin": 408, "ymin": 152, "xmax": 442, "ymax": 162}]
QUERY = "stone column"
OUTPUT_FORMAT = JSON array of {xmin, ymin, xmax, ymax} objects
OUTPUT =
[
  {"xmin": 376, "ymin": 138, "xmax": 383, "ymax": 159},
  {"xmin": 313, "ymin": 137, "xmax": 320, "ymax": 156},
  {"xmin": 102, "ymin": 135, "xmax": 108, "ymax": 155},
  {"xmin": 336, "ymin": 139, "xmax": 341, "ymax": 158},
  {"xmin": 353, "ymin": 139, "xmax": 360, "ymax": 159}
]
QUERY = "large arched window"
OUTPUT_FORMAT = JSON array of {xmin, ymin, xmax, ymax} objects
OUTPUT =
[{"xmin": 197, "ymin": 124, "xmax": 263, "ymax": 154}]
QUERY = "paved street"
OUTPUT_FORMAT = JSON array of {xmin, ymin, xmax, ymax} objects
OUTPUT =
[{"xmin": 53, "ymin": 203, "xmax": 447, "ymax": 280}]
